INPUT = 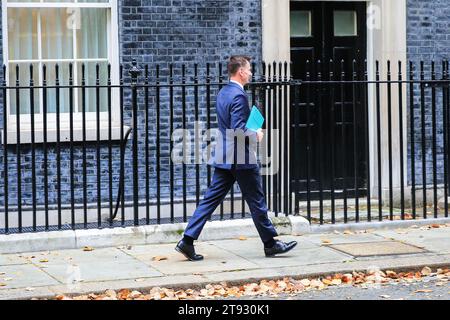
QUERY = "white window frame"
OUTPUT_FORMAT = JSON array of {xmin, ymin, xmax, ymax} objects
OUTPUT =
[{"xmin": 1, "ymin": 0, "xmax": 122, "ymax": 144}]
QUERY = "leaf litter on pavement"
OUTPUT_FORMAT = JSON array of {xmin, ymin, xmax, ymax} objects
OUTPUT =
[
  {"xmin": 34, "ymin": 224, "xmax": 450, "ymax": 300},
  {"xmin": 45, "ymin": 266, "xmax": 450, "ymax": 300}
]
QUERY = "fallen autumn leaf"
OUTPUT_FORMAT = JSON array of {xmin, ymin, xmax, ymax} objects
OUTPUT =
[
  {"xmin": 421, "ymin": 266, "xmax": 432, "ymax": 276},
  {"xmin": 331, "ymin": 279, "xmax": 342, "ymax": 285},
  {"xmin": 152, "ymin": 256, "xmax": 168, "ymax": 261},
  {"xmin": 300, "ymin": 279, "xmax": 311, "ymax": 287}
]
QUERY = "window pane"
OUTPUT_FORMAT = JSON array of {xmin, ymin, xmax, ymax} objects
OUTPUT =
[
  {"xmin": 9, "ymin": 63, "xmax": 40, "ymax": 115},
  {"xmin": 77, "ymin": 62, "xmax": 108, "ymax": 113},
  {"xmin": 8, "ymin": 8, "xmax": 39, "ymax": 60},
  {"xmin": 290, "ymin": 11, "xmax": 311, "ymax": 37},
  {"xmin": 78, "ymin": 0, "xmax": 110, "ymax": 2},
  {"xmin": 41, "ymin": 9, "xmax": 74, "ymax": 60},
  {"xmin": 77, "ymin": 8, "xmax": 108, "ymax": 59},
  {"xmin": 334, "ymin": 11, "xmax": 357, "ymax": 36},
  {"xmin": 44, "ymin": 62, "xmax": 73, "ymax": 114}
]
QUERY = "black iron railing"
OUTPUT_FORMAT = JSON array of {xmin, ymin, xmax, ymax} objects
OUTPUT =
[
  {"xmin": 290, "ymin": 59, "xmax": 450, "ymax": 224},
  {"xmin": 0, "ymin": 59, "xmax": 449, "ymax": 234}
]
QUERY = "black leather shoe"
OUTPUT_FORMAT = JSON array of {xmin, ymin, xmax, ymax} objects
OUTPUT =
[
  {"xmin": 264, "ymin": 240, "xmax": 298, "ymax": 257},
  {"xmin": 175, "ymin": 239, "xmax": 204, "ymax": 261}
]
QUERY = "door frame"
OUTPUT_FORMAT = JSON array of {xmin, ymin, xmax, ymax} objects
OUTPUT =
[
  {"xmin": 290, "ymin": 1, "xmax": 368, "ymax": 194},
  {"xmin": 262, "ymin": 0, "xmax": 408, "ymax": 200}
]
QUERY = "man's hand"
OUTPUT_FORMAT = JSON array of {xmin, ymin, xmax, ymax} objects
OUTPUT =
[{"xmin": 256, "ymin": 128, "xmax": 264, "ymax": 142}]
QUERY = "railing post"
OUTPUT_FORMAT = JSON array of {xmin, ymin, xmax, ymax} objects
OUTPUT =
[
  {"xmin": 129, "ymin": 59, "xmax": 141, "ymax": 225},
  {"xmin": 2, "ymin": 65, "xmax": 8, "ymax": 234}
]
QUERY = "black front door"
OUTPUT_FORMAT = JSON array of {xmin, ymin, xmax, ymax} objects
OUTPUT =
[{"xmin": 290, "ymin": 1, "xmax": 367, "ymax": 199}]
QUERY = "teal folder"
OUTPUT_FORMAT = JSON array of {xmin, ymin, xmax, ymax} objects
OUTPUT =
[{"xmin": 245, "ymin": 106, "xmax": 264, "ymax": 131}]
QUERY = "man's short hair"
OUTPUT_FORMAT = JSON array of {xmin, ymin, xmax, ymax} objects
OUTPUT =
[{"xmin": 228, "ymin": 55, "xmax": 251, "ymax": 76}]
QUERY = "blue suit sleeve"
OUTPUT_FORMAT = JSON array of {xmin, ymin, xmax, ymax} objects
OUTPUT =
[{"xmin": 230, "ymin": 94, "xmax": 258, "ymax": 142}]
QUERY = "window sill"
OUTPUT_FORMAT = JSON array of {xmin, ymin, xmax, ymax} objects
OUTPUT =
[{"xmin": 1, "ymin": 125, "xmax": 131, "ymax": 145}]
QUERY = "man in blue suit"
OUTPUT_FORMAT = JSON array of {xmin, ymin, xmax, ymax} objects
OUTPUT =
[{"xmin": 175, "ymin": 56, "xmax": 297, "ymax": 261}]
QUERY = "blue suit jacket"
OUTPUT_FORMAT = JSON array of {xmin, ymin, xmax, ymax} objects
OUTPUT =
[{"xmin": 208, "ymin": 82, "xmax": 259, "ymax": 170}]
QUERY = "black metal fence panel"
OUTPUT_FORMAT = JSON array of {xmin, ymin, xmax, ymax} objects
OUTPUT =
[{"xmin": 0, "ymin": 59, "xmax": 448, "ymax": 234}]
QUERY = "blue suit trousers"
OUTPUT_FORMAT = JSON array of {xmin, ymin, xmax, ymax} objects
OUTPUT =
[{"xmin": 183, "ymin": 166, "xmax": 278, "ymax": 243}]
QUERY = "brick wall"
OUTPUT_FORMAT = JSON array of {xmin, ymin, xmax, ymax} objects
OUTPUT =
[
  {"xmin": 119, "ymin": 0, "xmax": 262, "ymax": 66},
  {"xmin": 118, "ymin": 0, "xmax": 263, "ymax": 204},
  {"xmin": 407, "ymin": 0, "xmax": 450, "ymax": 186}
]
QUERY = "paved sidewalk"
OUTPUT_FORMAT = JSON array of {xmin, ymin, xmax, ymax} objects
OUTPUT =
[{"xmin": 0, "ymin": 224, "xmax": 449, "ymax": 299}]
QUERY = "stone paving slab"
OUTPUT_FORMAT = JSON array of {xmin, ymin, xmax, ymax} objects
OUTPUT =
[
  {"xmin": 20, "ymin": 247, "xmax": 136, "ymax": 265},
  {"xmin": 373, "ymin": 227, "xmax": 450, "ymax": 239},
  {"xmin": 304, "ymin": 232, "xmax": 388, "ymax": 245},
  {"xmin": 0, "ymin": 286, "xmax": 56, "ymax": 300},
  {"xmin": 0, "ymin": 254, "xmax": 29, "ymax": 266},
  {"xmin": 383, "ymin": 238, "xmax": 449, "ymax": 254},
  {"xmin": 15, "ymin": 247, "xmax": 163, "ymax": 283},
  {"xmin": 125, "ymin": 242, "xmax": 260, "ymax": 275},
  {"xmin": 207, "ymin": 235, "xmax": 319, "ymax": 257},
  {"xmin": 40, "ymin": 260, "xmax": 162, "ymax": 283},
  {"xmin": 211, "ymin": 238, "xmax": 352, "ymax": 269},
  {"xmin": 353, "ymin": 252, "xmax": 439, "ymax": 262},
  {"xmin": 329, "ymin": 241, "xmax": 427, "ymax": 257},
  {"xmin": 372, "ymin": 228, "xmax": 450, "ymax": 254},
  {"xmin": 0, "ymin": 264, "xmax": 60, "ymax": 290}
]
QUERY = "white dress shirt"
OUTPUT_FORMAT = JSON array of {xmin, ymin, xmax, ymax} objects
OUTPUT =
[{"xmin": 230, "ymin": 79, "xmax": 244, "ymax": 91}]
